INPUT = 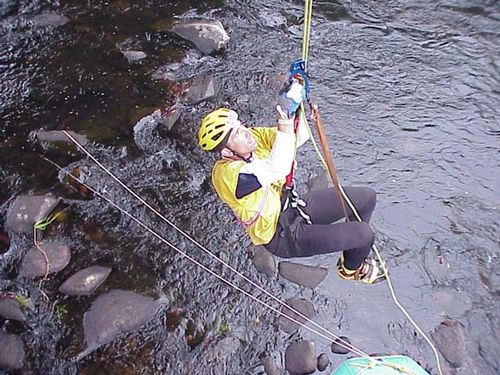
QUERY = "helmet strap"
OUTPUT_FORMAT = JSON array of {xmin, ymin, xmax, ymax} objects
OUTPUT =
[{"xmin": 221, "ymin": 147, "xmax": 252, "ymax": 163}]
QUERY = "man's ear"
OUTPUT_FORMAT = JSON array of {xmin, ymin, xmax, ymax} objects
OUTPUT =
[{"xmin": 220, "ymin": 147, "xmax": 233, "ymax": 158}]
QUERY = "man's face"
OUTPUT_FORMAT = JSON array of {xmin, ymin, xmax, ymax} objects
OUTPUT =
[{"xmin": 225, "ymin": 123, "xmax": 257, "ymax": 156}]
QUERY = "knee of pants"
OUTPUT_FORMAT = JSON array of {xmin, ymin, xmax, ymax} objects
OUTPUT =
[
  {"xmin": 365, "ymin": 187, "xmax": 377, "ymax": 212},
  {"xmin": 358, "ymin": 223, "xmax": 375, "ymax": 247}
]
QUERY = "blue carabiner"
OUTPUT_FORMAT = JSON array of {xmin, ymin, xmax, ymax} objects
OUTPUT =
[{"xmin": 289, "ymin": 59, "xmax": 310, "ymax": 94}]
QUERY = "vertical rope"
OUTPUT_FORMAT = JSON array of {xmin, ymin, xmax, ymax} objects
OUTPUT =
[{"xmin": 298, "ymin": 1, "xmax": 443, "ymax": 374}]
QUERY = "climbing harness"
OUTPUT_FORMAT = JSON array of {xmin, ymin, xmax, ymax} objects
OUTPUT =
[
  {"xmin": 234, "ymin": 186, "xmax": 269, "ymax": 228},
  {"xmin": 298, "ymin": 0, "xmax": 443, "ymax": 374},
  {"xmin": 276, "ymin": 184, "xmax": 313, "ymax": 247}
]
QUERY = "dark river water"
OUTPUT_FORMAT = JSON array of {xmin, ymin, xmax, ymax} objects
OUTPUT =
[{"xmin": 1, "ymin": 0, "xmax": 498, "ymax": 374}]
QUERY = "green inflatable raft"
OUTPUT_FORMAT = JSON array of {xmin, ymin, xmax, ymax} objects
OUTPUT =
[{"xmin": 331, "ymin": 355, "xmax": 431, "ymax": 375}]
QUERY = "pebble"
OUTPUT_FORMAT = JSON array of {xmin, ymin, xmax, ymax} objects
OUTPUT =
[
  {"xmin": 285, "ymin": 340, "xmax": 317, "ymax": 374},
  {"xmin": 31, "ymin": 130, "xmax": 88, "ymax": 146},
  {"xmin": 0, "ymin": 332, "xmax": 25, "ymax": 370},
  {"xmin": 277, "ymin": 297, "xmax": 316, "ymax": 334},
  {"xmin": 317, "ymin": 352, "xmax": 330, "ymax": 372},
  {"xmin": 172, "ymin": 20, "xmax": 230, "ymax": 54},
  {"xmin": 432, "ymin": 320, "xmax": 466, "ymax": 367},
  {"xmin": 262, "ymin": 355, "xmax": 285, "ymax": 375},
  {"xmin": 59, "ymin": 265, "xmax": 112, "ymax": 296},
  {"xmin": 331, "ymin": 336, "xmax": 351, "ymax": 355},
  {"xmin": 184, "ymin": 75, "xmax": 216, "ymax": 104},
  {"xmin": 5, "ymin": 195, "xmax": 59, "ymax": 234},
  {"xmin": 0, "ymin": 298, "xmax": 26, "ymax": 322},
  {"xmin": 20, "ymin": 242, "xmax": 71, "ymax": 279},
  {"xmin": 252, "ymin": 246, "xmax": 276, "ymax": 277},
  {"xmin": 122, "ymin": 50, "xmax": 147, "ymax": 62},
  {"xmin": 30, "ymin": 12, "xmax": 69, "ymax": 27}
]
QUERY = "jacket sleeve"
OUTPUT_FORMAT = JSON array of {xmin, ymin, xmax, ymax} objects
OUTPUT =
[{"xmin": 235, "ymin": 130, "xmax": 295, "ymax": 198}]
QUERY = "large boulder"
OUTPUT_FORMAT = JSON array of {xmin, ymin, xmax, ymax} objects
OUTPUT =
[
  {"xmin": 432, "ymin": 320, "xmax": 466, "ymax": 367},
  {"xmin": 278, "ymin": 261, "xmax": 328, "ymax": 288},
  {"xmin": 6, "ymin": 195, "xmax": 59, "ymax": 234},
  {"xmin": 59, "ymin": 266, "xmax": 112, "ymax": 296},
  {"xmin": 0, "ymin": 332, "xmax": 25, "ymax": 370},
  {"xmin": 285, "ymin": 340, "xmax": 317, "ymax": 374},
  {"xmin": 172, "ymin": 20, "xmax": 229, "ymax": 54},
  {"xmin": 20, "ymin": 242, "xmax": 71, "ymax": 279},
  {"xmin": 76, "ymin": 289, "xmax": 164, "ymax": 361}
]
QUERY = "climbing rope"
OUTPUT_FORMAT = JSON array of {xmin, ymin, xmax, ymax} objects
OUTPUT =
[
  {"xmin": 298, "ymin": 1, "xmax": 443, "ymax": 374},
  {"xmin": 33, "ymin": 212, "xmax": 62, "ymax": 303},
  {"xmin": 56, "ymin": 132, "xmax": 373, "ymax": 361},
  {"xmin": 39, "ymin": 4, "xmax": 441, "ymax": 373},
  {"xmin": 47, "ymin": 145, "xmax": 424, "ymax": 374}
]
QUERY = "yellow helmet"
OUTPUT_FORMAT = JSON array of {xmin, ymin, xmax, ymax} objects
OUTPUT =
[{"xmin": 198, "ymin": 108, "xmax": 239, "ymax": 151}]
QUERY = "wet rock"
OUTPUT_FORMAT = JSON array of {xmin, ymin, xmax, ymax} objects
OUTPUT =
[
  {"xmin": 76, "ymin": 289, "xmax": 164, "ymax": 361},
  {"xmin": 262, "ymin": 355, "xmax": 285, "ymax": 375},
  {"xmin": 159, "ymin": 106, "xmax": 182, "ymax": 132},
  {"xmin": 0, "ymin": 298, "xmax": 26, "ymax": 322},
  {"xmin": 30, "ymin": 12, "xmax": 69, "ymax": 27},
  {"xmin": 122, "ymin": 50, "xmax": 147, "ymax": 63},
  {"xmin": 62, "ymin": 167, "xmax": 94, "ymax": 199},
  {"xmin": 202, "ymin": 335, "xmax": 240, "ymax": 363},
  {"xmin": 331, "ymin": 336, "xmax": 351, "ymax": 354},
  {"xmin": 0, "ymin": 332, "xmax": 25, "ymax": 370},
  {"xmin": 31, "ymin": 130, "xmax": 88, "ymax": 146},
  {"xmin": 278, "ymin": 261, "xmax": 328, "ymax": 289},
  {"xmin": 20, "ymin": 242, "xmax": 71, "ymax": 279},
  {"xmin": 184, "ymin": 75, "xmax": 216, "ymax": 104},
  {"xmin": 133, "ymin": 107, "xmax": 181, "ymax": 151},
  {"xmin": 6, "ymin": 195, "xmax": 59, "ymax": 234},
  {"xmin": 164, "ymin": 307, "xmax": 184, "ymax": 331},
  {"xmin": 317, "ymin": 353, "xmax": 330, "ymax": 372},
  {"xmin": 0, "ymin": 229, "xmax": 9, "ymax": 253},
  {"xmin": 252, "ymin": 246, "xmax": 276, "ymax": 277},
  {"xmin": 152, "ymin": 18, "xmax": 174, "ymax": 32},
  {"xmin": 59, "ymin": 265, "xmax": 112, "ymax": 296},
  {"xmin": 172, "ymin": 20, "xmax": 229, "ymax": 54},
  {"xmin": 285, "ymin": 340, "xmax": 317, "ymax": 374},
  {"xmin": 151, "ymin": 63, "xmax": 182, "ymax": 81},
  {"xmin": 277, "ymin": 297, "xmax": 316, "ymax": 334},
  {"xmin": 0, "ymin": 0, "xmax": 16, "ymax": 18},
  {"xmin": 432, "ymin": 320, "xmax": 466, "ymax": 367}
]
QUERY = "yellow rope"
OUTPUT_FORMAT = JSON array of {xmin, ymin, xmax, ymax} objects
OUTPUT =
[
  {"xmin": 299, "ymin": 1, "xmax": 443, "ymax": 374},
  {"xmin": 301, "ymin": 0, "xmax": 313, "ymax": 62}
]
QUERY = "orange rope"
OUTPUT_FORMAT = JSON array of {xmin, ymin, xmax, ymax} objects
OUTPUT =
[{"xmin": 310, "ymin": 104, "xmax": 350, "ymax": 222}]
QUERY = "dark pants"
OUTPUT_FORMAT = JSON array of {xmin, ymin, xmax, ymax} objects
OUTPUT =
[{"xmin": 264, "ymin": 186, "xmax": 376, "ymax": 270}]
